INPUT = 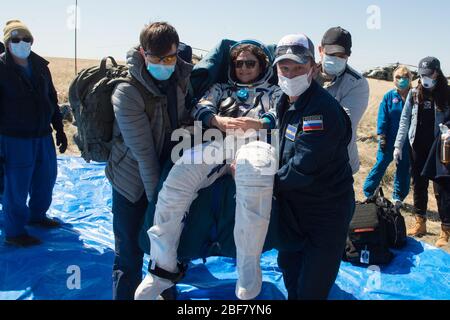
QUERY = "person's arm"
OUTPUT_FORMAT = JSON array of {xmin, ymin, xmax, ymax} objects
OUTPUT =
[
  {"xmin": 47, "ymin": 67, "xmax": 67, "ymax": 153},
  {"xmin": 111, "ymin": 83, "xmax": 161, "ymax": 200},
  {"xmin": 394, "ymin": 90, "xmax": 414, "ymax": 150},
  {"xmin": 233, "ymin": 87, "xmax": 283, "ymax": 131},
  {"xmin": 376, "ymin": 93, "xmax": 390, "ymax": 136},
  {"xmin": 339, "ymin": 77, "xmax": 370, "ymax": 136},
  {"xmin": 275, "ymin": 106, "xmax": 346, "ymax": 191},
  {"xmin": 47, "ymin": 68, "xmax": 63, "ymax": 132},
  {"xmin": 191, "ymin": 83, "xmax": 223, "ymax": 127},
  {"xmin": 259, "ymin": 87, "xmax": 283, "ymax": 130},
  {"xmin": 192, "ymin": 83, "xmax": 245, "ymax": 131}
]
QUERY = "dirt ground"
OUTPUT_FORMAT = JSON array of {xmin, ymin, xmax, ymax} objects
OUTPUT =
[{"xmin": 47, "ymin": 57, "xmax": 449, "ymax": 254}]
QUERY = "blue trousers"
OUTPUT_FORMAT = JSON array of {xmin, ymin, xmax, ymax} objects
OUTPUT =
[
  {"xmin": 0, "ymin": 135, "xmax": 57, "ymax": 237},
  {"xmin": 363, "ymin": 144, "xmax": 410, "ymax": 201},
  {"xmin": 277, "ymin": 190, "xmax": 355, "ymax": 300}
]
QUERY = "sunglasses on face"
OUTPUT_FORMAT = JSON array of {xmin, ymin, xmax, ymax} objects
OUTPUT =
[
  {"xmin": 144, "ymin": 51, "xmax": 177, "ymax": 65},
  {"xmin": 11, "ymin": 37, "xmax": 32, "ymax": 44},
  {"xmin": 276, "ymin": 45, "xmax": 311, "ymax": 57},
  {"xmin": 235, "ymin": 60, "xmax": 257, "ymax": 69}
]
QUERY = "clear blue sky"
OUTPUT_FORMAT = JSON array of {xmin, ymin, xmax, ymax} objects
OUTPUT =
[{"xmin": 1, "ymin": 0, "xmax": 449, "ymax": 74}]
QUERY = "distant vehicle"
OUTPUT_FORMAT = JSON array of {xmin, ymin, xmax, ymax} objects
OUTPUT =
[
  {"xmin": 363, "ymin": 62, "xmax": 419, "ymax": 81},
  {"xmin": 192, "ymin": 53, "xmax": 202, "ymax": 65}
]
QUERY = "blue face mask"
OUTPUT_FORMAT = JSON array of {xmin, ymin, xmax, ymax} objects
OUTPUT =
[
  {"xmin": 147, "ymin": 63, "xmax": 175, "ymax": 81},
  {"xmin": 396, "ymin": 77, "xmax": 410, "ymax": 90},
  {"xmin": 10, "ymin": 41, "xmax": 31, "ymax": 59},
  {"xmin": 322, "ymin": 54, "xmax": 347, "ymax": 76}
]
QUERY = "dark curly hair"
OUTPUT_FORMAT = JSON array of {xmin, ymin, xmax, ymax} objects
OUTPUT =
[
  {"xmin": 231, "ymin": 44, "xmax": 268, "ymax": 69},
  {"xmin": 229, "ymin": 44, "xmax": 269, "ymax": 82}
]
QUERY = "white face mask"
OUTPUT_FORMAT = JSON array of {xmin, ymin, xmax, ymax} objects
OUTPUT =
[
  {"xmin": 9, "ymin": 41, "xmax": 31, "ymax": 59},
  {"xmin": 322, "ymin": 54, "xmax": 347, "ymax": 76},
  {"xmin": 421, "ymin": 76, "xmax": 437, "ymax": 90},
  {"xmin": 278, "ymin": 70, "xmax": 312, "ymax": 97}
]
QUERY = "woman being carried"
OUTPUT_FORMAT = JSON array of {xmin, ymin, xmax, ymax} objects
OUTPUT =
[{"xmin": 135, "ymin": 40, "xmax": 282, "ymax": 300}]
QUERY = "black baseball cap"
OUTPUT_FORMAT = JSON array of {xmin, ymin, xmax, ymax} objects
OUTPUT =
[
  {"xmin": 321, "ymin": 27, "xmax": 352, "ymax": 56},
  {"xmin": 418, "ymin": 57, "xmax": 441, "ymax": 76}
]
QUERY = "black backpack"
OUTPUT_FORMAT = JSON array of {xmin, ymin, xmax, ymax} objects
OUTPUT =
[
  {"xmin": 344, "ymin": 187, "xmax": 406, "ymax": 266},
  {"xmin": 376, "ymin": 189, "xmax": 407, "ymax": 249},
  {"xmin": 68, "ymin": 56, "xmax": 152, "ymax": 163},
  {"xmin": 69, "ymin": 44, "xmax": 195, "ymax": 163}
]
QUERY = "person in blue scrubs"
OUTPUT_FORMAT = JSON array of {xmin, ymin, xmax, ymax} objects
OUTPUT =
[{"xmin": 363, "ymin": 66, "xmax": 413, "ymax": 206}]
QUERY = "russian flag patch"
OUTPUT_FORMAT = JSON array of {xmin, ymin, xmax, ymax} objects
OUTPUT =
[{"xmin": 303, "ymin": 116, "xmax": 324, "ymax": 132}]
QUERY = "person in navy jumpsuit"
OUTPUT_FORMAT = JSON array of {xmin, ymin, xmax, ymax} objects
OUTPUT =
[{"xmin": 272, "ymin": 34, "xmax": 355, "ymax": 300}]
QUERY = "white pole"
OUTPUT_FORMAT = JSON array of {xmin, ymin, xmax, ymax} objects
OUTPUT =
[{"xmin": 75, "ymin": 0, "xmax": 78, "ymax": 75}]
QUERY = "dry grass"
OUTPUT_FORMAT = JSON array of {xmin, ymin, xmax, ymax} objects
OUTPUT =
[
  {"xmin": 48, "ymin": 57, "xmax": 103, "ymax": 104},
  {"xmin": 46, "ymin": 57, "xmax": 448, "ymax": 251}
]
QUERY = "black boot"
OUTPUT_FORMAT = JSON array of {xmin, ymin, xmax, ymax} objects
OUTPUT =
[
  {"xmin": 29, "ymin": 217, "xmax": 62, "ymax": 228},
  {"xmin": 160, "ymin": 285, "xmax": 178, "ymax": 300},
  {"xmin": 5, "ymin": 235, "xmax": 42, "ymax": 247}
]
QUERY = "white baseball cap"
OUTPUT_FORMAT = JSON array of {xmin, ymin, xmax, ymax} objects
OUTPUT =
[{"xmin": 273, "ymin": 34, "xmax": 315, "ymax": 65}]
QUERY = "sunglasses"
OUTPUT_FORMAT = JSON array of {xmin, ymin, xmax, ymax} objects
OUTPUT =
[
  {"xmin": 144, "ymin": 51, "xmax": 177, "ymax": 65},
  {"xmin": 235, "ymin": 60, "xmax": 257, "ymax": 69},
  {"xmin": 11, "ymin": 37, "xmax": 32, "ymax": 44},
  {"xmin": 275, "ymin": 45, "xmax": 313, "ymax": 62}
]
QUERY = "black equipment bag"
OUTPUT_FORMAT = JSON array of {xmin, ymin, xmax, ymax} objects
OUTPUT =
[{"xmin": 344, "ymin": 187, "xmax": 406, "ymax": 266}]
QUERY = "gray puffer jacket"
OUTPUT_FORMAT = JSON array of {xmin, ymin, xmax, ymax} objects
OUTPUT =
[{"xmin": 105, "ymin": 46, "xmax": 193, "ymax": 203}]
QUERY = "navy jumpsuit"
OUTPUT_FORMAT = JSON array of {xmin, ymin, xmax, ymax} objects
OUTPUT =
[{"xmin": 274, "ymin": 81, "xmax": 355, "ymax": 300}]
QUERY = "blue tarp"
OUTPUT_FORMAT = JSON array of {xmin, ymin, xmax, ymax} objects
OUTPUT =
[{"xmin": 0, "ymin": 157, "xmax": 449, "ymax": 300}]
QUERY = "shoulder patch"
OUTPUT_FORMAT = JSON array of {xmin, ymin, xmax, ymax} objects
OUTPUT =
[
  {"xmin": 303, "ymin": 115, "xmax": 324, "ymax": 132},
  {"xmin": 285, "ymin": 124, "xmax": 298, "ymax": 141}
]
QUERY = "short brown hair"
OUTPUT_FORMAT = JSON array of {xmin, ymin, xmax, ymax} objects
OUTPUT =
[{"xmin": 139, "ymin": 22, "xmax": 179, "ymax": 56}]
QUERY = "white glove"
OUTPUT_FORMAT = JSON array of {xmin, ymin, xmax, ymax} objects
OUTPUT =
[{"xmin": 394, "ymin": 148, "xmax": 402, "ymax": 164}]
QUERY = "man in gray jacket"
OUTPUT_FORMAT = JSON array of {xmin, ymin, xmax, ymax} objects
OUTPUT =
[
  {"xmin": 105, "ymin": 22, "xmax": 193, "ymax": 300},
  {"xmin": 315, "ymin": 27, "xmax": 370, "ymax": 174}
]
